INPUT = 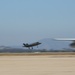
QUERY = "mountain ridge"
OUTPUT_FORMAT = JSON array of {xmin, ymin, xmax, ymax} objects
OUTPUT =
[{"xmin": 0, "ymin": 38, "xmax": 72, "ymax": 50}]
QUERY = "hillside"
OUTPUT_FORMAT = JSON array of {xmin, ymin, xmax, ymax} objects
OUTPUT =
[{"xmin": 36, "ymin": 38, "xmax": 71, "ymax": 50}]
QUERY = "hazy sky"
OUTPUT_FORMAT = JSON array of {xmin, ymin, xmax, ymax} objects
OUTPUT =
[{"xmin": 0, "ymin": 0, "xmax": 75, "ymax": 46}]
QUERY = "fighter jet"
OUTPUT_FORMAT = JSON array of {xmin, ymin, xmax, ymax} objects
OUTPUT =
[
  {"xmin": 54, "ymin": 38, "xmax": 75, "ymax": 48},
  {"xmin": 23, "ymin": 42, "xmax": 41, "ymax": 49}
]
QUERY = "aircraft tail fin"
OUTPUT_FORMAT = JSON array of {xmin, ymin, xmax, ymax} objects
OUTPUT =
[{"xmin": 23, "ymin": 43, "xmax": 26, "ymax": 46}]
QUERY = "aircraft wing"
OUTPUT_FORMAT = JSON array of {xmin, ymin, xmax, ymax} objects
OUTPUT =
[{"xmin": 54, "ymin": 38, "xmax": 75, "ymax": 41}]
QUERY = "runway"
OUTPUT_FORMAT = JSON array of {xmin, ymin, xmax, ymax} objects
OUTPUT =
[{"xmin": 0, "ymin": 55, "xmax": 75, "ymax": 75}]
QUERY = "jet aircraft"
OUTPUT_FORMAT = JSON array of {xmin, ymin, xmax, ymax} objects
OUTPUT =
[
  {"xmin": 23, "ymin": 42, "xmax": 41, "ymax": 49},
  {"xmin": 54, "ymin": 38, "xmax": 75, "ymax": 48}
]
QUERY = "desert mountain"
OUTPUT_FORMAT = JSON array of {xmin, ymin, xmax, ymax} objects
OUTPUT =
[{"xmin": 36, "ymin": 38, "xmax": 71, "ymax": 50}]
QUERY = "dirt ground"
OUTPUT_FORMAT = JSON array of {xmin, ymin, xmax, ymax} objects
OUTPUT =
[{"xmin": 0, "ymin": 55, "xmax": 75, "ymax": 75}]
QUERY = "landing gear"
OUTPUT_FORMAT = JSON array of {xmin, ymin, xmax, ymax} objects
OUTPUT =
[{"xmin": 37, "ymin": 45, "xmax": 38, "ymax": 48}]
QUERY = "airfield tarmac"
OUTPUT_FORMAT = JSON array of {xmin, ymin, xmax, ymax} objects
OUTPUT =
[{"xmin": 0, "ymin": 53, "xmax": 75, "ymax": 75}]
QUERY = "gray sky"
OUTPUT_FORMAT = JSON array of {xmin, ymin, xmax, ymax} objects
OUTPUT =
[{"xmin": 0, "ymin": 0, "xmax": 75, "ymax": 46}]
